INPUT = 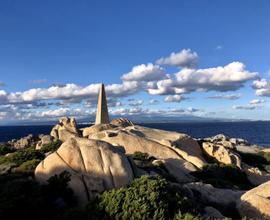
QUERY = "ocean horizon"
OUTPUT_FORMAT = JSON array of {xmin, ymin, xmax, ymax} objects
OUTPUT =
[{"xmin": 1, "ymin": 121, "xmax": 270, "ymax": 147}]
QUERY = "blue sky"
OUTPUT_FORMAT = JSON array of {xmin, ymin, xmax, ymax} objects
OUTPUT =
[{"xmin": 0, "ymin": 0, "xmax": 270, "ymax": 124}]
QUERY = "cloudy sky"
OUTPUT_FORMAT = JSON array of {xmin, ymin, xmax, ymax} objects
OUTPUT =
[{"xmin": 0, "ymin": 0, "xmax": 270, "ymax": 124}]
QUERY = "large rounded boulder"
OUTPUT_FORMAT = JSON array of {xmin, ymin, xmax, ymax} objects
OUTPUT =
[
  {"xmin": 237, "ymin": 180, "xmax": 270, "ymax": 219},
  {"xmin": 89, "ymin": 125, "xmax": 206, "ymax": 182},
  {"xmin": 35, "ymin": 137, "xmax": 134, "ymax": 205}
]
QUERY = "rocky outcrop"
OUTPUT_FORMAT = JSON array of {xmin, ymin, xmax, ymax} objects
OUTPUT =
[
  {"xmin": 184, "ymin": 182, "xmax": 244, "ymax": 218},
  {"xmin": 82, "ymin": 124, "xmax": 116, "ymax": 138},
  {"xmin": 111, "ymin": 118, "xmax": 134, "ymax": 127},
  {"xmin": 36, "ymin": 135, "xmax": 54, "ymax": 150},
  {"xmin": 11, "ymin": 134, "xmax": 35, "ymax": 149},
  {"xmin": 184, "ymin": 182, "xmax": 244, "ymax": 207},
  {"xmin": 89, "ymin": 125, "xmax": 207, "ymax": 182},
  {"xmin": 35, "ymin": 137, "xmax": 134, "ymax": 205},
  {"xmin": 128, "ymin": 125, "xmax": 206, "ymax": 168},
  {"xmin": 242, "ymin": 163, "xmax": 270, "ymax": 186},
  {"xmin": 237, "ymin": 180, "xmax": 270, "ymax": 219},
  {"xmin": 202, "ymin": 142, "xmax": 242, "ymax": 168},
  {"xmin": 203, "ymin": 134, "xmax": 236, "ymax": 149},
  {"xmin": 50, "ymin": 117, "xmax": 80, "ymax": 142}
]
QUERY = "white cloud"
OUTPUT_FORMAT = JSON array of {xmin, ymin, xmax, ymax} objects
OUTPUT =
[
  {"xmin": 109, "ymin": 107, "xmax": 203, "ymax": 117},
  {"xmin": 207, "ymin": 93, "xmax": 241, "ymax": 100},
  {"xmin": 0, "ymin": 81, "xmax": 141, "ymax": 105},
  {"xmin": 249, "ymin": 99, "xmax": 265, "ymax": 105},
  {"xmin": 149, "ymin": 99, "xmax": 159, "ymax": 105},
  {"xmin": 233, "ymin": 99, "xmax": 266, "ymax": 111},
  {"xmin": 164, "ymin": 95, "xmax": 186, "ymax": 103},
  {"xmin": 156, "ymin": 49, "xmax": 199, "ymax": 68},
  {"xmin": 121, "ymin": 63, "xmax": 165, "ymax": 82},
  {"xmin": 253, "ymin": 78, "xmax": 270, "ymax": 97},
  {"xmin": 148, "ymin": 62, "xmax": 258, "ymax": 95},
  {"xmin": 129, "ymin": 100, "xmax": 144, "ymax": 106}
]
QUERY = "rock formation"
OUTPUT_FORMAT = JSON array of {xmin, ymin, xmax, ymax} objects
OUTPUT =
[
  {"xmin": 89, "ymin": 125, "xmax": 207, "ymax": 182},
  {"xmin": 36, "ymin": 135, "xmax": 54, "ymax": 150},
  {"xmin": 9, "ymin": 134, "xmax": 35, "ymax": 149},
  {"xmin": 202, "ymin": 142, "xmax": 242, "ymax": 168},
  {"xmin": 35, "ymin": 137, "xmax": 134, "ymax": 205},
  {"xmin": 82, "ymin": 123, "xmax": 116, "ymax": 138},
  {"xmin": 111, "ymin": 118, "xmax": 134, "ymax": 127},
  {"xmin": 50, "ymin": 117, "xmax": 80, "ymax": 142},
  {"xmin": 95, "ymin": 83, "xmax": 109, "ymax": 124},
  {"xmin": 237, "ymin": 180, "xmax": 270, "ymax": 219}
]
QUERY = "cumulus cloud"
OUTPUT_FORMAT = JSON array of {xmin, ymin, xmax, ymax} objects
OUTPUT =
[
  {"xmin": 156, "ymin": 49, "xmax": 199, "ymax": 68},
  {"xmin": 0, "ymin": 81, "xmax": 141, "ymax": 105},
  {"xmin": 164, "ymin": 95, "xmax": 187, "ymax": 103},
  {"xmin": 148, "ymin": 62, "xmax": 258, "ymax": 95},
  {"xmin": 121, "ymin": 63, "xmax": 165, "ymax": 82},
  {"xmin": 252, "ymin": 78, "xmax": 270, "ymax": 97},
  {"xmin": 207, "ymin": 93, "xmax": 241, "ymax": 100}
]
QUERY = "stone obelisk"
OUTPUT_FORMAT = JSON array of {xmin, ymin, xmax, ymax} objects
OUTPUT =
[{"xmin": 95, "ymin": 83, "xmax": 109, "ymax": 124}]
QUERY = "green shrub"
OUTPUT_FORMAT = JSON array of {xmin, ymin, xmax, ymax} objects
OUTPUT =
[
  {"xmin": 0, "ymin": 171, "xmax": 76, "ymax": 220},
  {"xmin": 174, "ymin": 212, "xmax": 203, "ymax": 220},
  {"xmin": 91, "ymin": 175, "xmax": 197, "ymax": 220},
  {"xmin": 40, "ymin": 140, "xmax": 62, "ymax": 154},
  {"xmin": 0, "ymin": 145, "xmax": 15, "ymax": 156},
  {"xmin": 264, "ymin": 152, "xmax": 270, "ymax": 163},
  {"xmin": 132, "ymin": 151, "xmax": 150, "ymax": 161},
  {"xmin": 16, "ymin": 159, "xmax": 41, "ymax": 174},
  {"xmin": 239, "ymin": 152, "xmax": 268, "ymax": 165},
  {"xmin": 239, "ymin": 152, "xmax": 270, "ymax": 172},
  {"xmin": 192, "ymin": 163, "xmax": 253, "ymax": 190},
  {"xmin": 0, "ymin": 147, "xmax": 44, "ymax": 167}
]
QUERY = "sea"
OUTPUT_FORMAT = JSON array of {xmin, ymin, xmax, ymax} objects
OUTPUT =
[{"xmin": 0, "ymin": 121, "xmax": 270, "ymax": 147}]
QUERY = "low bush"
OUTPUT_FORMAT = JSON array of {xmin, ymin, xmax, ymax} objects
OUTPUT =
[
  {"xmin": 0, "ymin": 145, "xmax": 15, "ymax": 156},
  {"xmin": 239, "ymin": 152, "xmax": 268, "ymax": 165},
  {"xmin": 131, "ymin": 151, "xmax": 150, "ymax": 161},
  {"xmin": 264, "ymin": 152, "xmax": 270, "ymax": 163},
  {"xmin": 239, "ymin": 152, "xmax": 270, "ymax": 172},
  {"xmin": 40, "ymin": 140, "xmax": 62, "ymax": 154},
  {"xmin": 0, "ymin": 147, "xmax": 44, "ymax": 166},
  {"xmin": 90, "ymin": 175, "xmax": 198, "ymax": 220},
  {"xmin": 0, "ymin": 171, "xmax": 76, "ymax": 220},
  {"xmin": 192, "ymin": 163, "xmax": 253, "ymax": 190}
]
